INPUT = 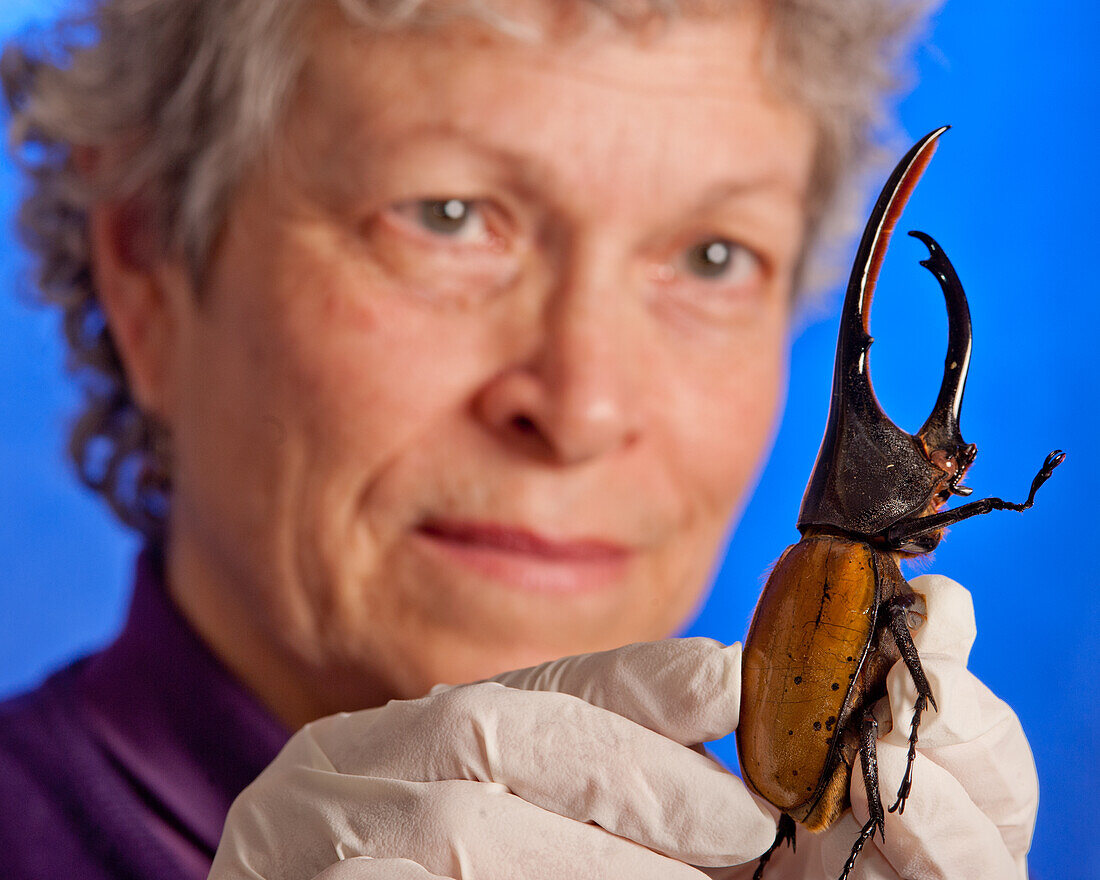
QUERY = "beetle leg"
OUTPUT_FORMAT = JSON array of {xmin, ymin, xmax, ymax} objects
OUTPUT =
[
  {"xmin": 838, "ymin": 709, "xmax": 887, "ymax": 880},
  {"xmin": 885, "ymin": 602, "xmax": 937, "ymax": 814},
  {"xmin": 751, "ymin": 813, "xmax": 796, "ymax": 880},
  {"xmin": 884, "ymin": 449, "xmax": 1065, "ymax": 549}
]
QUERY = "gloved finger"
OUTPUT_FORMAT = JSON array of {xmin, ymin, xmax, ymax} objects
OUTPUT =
[
  {"xmin": 486, "ymin": 637, "xmax": 744, "ymax": 744},
  {"xmin": 216, "ymin": 771, "xmax": 713, "ymax": 880},
  {"xmin": 884, "ymin": 654, "xmax": 1037, "ymax": 851},
  {"xmin": 884, "ymin": 576, "xmax": 1038, "ymax": 848},
  {"xmin": 696, "ymin": 800, "xmax": 787, "ymax": 880},
  {"xmin": 837, "ymin": 742, "xmax": 1021, "ymax": 880},
  {"xmin": 311, "ymin": 857, "xmax": 454, "ymax": 879},
  {"xmin": 905, "ymin": 574, "xmax": 978, "ymax": 662},
  {"xmin": 301, "ymin": 684, "xmax": 776, "ymax": 865}
]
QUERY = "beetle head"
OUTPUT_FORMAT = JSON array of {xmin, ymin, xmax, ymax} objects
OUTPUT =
[{"xmin": 797, "ymin": 127, "xmax": 977, "ymax": 544}]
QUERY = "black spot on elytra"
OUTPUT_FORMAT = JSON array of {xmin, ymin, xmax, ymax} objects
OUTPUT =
[
  {"xmin": 825, "ymin": 715, "xmax": 837, "ymax": 731},
  {"xmin": 813, "ymin": 721, "xmax": 822, "ymax": 731},
  {"xmin": 794, "ymin": 676, "xmax": 803, "ymax": 685},
  {"xmin": 847, "ymin": 656, "xmax": 854, "ymax": 662},
  {"xmin": 788, "ymin": 730, "xmax": 794, "ymax": 736},
  {"xmin": 831, "ymin": 682, "xmax": 840, "ymax": 691}
]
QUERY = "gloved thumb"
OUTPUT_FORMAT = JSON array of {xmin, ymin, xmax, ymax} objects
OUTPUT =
[{"xmin": 485, "ymin": 637, "xmax": 743, "ymax": 745}]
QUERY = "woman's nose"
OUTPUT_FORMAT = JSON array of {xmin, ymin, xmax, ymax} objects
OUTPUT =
[{"xmin": 474, "ymin": 298, "xmax": 643, "ymax": 466}]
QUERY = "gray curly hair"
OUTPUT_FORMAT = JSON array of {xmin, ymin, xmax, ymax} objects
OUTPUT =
[{"xmin": 3, "ymin": 0, "xmax": 936, "ymax": 538}]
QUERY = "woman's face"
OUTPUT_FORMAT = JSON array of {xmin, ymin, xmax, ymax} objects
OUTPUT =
[{"xmin": 158, "ymin": 4, "xmax": 816, "ymax": 722}]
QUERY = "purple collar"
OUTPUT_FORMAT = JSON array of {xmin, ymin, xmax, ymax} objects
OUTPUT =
[{"xmin": 76, "ymin": 549, "xmax": 290, "ymax": 856}]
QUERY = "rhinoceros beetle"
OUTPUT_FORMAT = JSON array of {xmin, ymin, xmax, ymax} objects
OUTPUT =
[{"xmin": 735, "ymin": 127, "xmax": 1064, "ymax": 880}]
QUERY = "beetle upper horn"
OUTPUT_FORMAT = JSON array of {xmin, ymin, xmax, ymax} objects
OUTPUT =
[{"xmin": 797, "ymin": 126, "xmax": 975, "ymax": 538}]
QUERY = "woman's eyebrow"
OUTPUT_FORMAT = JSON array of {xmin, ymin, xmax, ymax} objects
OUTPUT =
[
  {"xmin": 362, "ymin": 121, "xmax": 806, "ymax": 218},
  {"xmin": 367, "ymin": 121, "xmax": 590, "ymax": 207},
  {"xmin": 373, "ymin": 121, "xmax": 533, "ymax": 167},
  {"xmin": 689, "ymin": 175, "xmax": 809, "ymax": 213}
]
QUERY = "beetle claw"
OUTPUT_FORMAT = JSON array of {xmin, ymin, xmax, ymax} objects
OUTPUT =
[
  {"xmin": 1043, "ymin": 449, "xmax": 1066, "ymax": 474},
  {"xmin": 752, "ymin": 814, "xmax": 796, "ymax": 880},
  {"xmin": 838, "ymin": 815, "xmax": 885, "ymax": 880},
  {"xmin": 1023, "ymin": 449, "xmax": 1065, "ymax": 507}
]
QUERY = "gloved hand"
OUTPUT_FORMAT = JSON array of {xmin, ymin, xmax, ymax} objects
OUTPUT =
[
  {"xmin": 716, "ymin": 574, "xmax": 1039, "ymax": 880},
  {"xmin": 210, "ymin": 576, "xmax": 1038, "ymax": 880},
  {"xmin": 207, "ymin": 637, "xmax": 777, "ymax": 880}
]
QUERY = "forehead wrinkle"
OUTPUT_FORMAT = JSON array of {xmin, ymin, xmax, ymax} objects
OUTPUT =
[
  {"xmin": 305, "ymin": 3, "xmax": 785, "ymax": 142},
  {"xmin": 295, "ymin": 6, "xmax": 812, "ymax": 225},
  {"xmin": 356, "ymin": 71, "xmax": 806, "ymax": 208},
  {"xmin": 401, "ymin": 0, "xmax": 778, "ymax": 104}
]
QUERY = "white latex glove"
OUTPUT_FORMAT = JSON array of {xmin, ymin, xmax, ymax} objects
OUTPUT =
[
  {"xmin": 208, "ymin": 638, "xmax": 777, "ymax": 880},
  {"xmin": 718, "ymin": 574, "xmax": 1039, "ymax": 880}
]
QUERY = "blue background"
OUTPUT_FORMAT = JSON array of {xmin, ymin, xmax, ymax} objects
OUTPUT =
[{"xmin": 1, "ymin": 2, "xmax": 1096, "ymax": 878}]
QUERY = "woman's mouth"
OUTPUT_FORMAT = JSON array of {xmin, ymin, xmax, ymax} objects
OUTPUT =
[{"xmin": 413, "ymin": 519, "xmax": 633, "ymax": 594}]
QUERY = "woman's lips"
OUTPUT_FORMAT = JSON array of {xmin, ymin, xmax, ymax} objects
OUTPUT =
[{"xmin": 414, "ymin": 519, "xmax": 632, "ymax": 594}]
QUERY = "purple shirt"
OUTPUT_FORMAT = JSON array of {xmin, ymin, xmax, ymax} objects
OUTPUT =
[{"xmin": 0, "ymin": 551, "xmax": 290, "ymax": 879}]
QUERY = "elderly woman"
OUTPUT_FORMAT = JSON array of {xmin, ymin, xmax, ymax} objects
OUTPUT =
[{"xmin": 0, "ymin": 0, "xmax": 1037, "ymax": 878}]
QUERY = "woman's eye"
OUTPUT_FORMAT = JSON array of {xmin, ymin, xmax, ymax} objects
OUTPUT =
[
  {"xmin": 684, "ymin": 238, "xmax": 759, "ymax": 282},
  {"xmin": 648, "ymin": 236, "xmax": 771, "ymax": 325},
  {"xmin": 404, "ymin": 198, "xmax": 489, "ymax": 242},
  {"xmin": 364, "ymin": 196, "xmax": 520, "ymax": 303}
]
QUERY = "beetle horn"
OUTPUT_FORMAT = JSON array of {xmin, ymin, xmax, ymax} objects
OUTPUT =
[
  {"xmin": 845, "ymin": 126, "xmax": 950, "ymax": 342},
  {"xmin": 909, "ymin": 230, "xmax": 977, "ymax": 495},
  {"xmin": 798, "ymin": 127, "xmax": 955, "ymax": 538}
]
